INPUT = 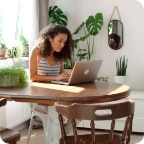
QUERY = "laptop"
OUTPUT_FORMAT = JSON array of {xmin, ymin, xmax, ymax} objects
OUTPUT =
[{"xmin": 51, "ymin": 60, "xmax": 103, "ymax": 85}]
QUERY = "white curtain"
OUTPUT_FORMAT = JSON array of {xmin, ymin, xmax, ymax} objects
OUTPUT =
[
  {"xmin": 0, "ymin": 0, "xmax": 20, "ymax": 46},
  {"xmin": 0, "ymin": 0, "xmax": 49, "ymax": 51},
  {"xmin": 29, "ymin": 0, "xmax": 49, "ymax": 52},
  {"xmin": 28, "ymin": 0, "xmax": 39, "ymax": 51}
]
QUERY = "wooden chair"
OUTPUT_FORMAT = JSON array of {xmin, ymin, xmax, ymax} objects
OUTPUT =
[
  {"xmin": 55, "ymin": 99, "xmax": 135, "ymax": 144},
  {"xmin": 0, "ymin": 98, "xmax": 20, "ymax": 144}
]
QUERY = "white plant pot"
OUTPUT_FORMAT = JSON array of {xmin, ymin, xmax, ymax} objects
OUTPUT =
[
  {"xmin": 0, "ymin": 75, "xmax": 19, "ymax": 87},
  {"xmin": 114, "ymin": 76, "xmax": 127, "ymax": 84}
]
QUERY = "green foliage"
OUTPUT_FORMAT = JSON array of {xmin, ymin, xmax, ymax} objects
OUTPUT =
[
  {"xmin": 73, "ymin": 13, "xmax": 104, "ymax": 61},
  {"xmin": 96, "ymin": 77, "xmax": 108, "ymax": 82},
  {"xmin": 0, "ymin": 62, "xmax": 28, "ymax": 88},
  {"xmin": 48, "ymin": 6, "xmax": 104, "ymax": 69},
  {"xmin": 116, "ymin": 56, "xmax": 128, "ymax": 76},
  {"xmin": 19, "ymin": 35, "xmax": 29, "ymax": 46},
  {"xmin": 64, "ymin": 13, "xmax": 104, "ymax": 69},
  {"xmin": 0, "ymin": 35, "xmax": 6, "ymax": 50},
  {"xmin": 19, "ymin": 35, "xmax": 29, "ymax": 56},
  {"xmin": 6, "ymin": 45, "xmax": 23, "ymax": 58},
  {"xmin": 49, "ymin": 6, "xmax": 68, "ymax": 27}
]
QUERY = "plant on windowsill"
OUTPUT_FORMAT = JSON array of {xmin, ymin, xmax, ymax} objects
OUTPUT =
[
  {"xmin": 6, "ymin": 43, "xmax": 23, "ymax": 58},
  {"xmin": 0, "ymin": 60, "xmax": 28, "ymax": 88},
  {"xmin": 114, "ymin": 56, "xmax": 128, "ymax": 84},
  {"xmin": 19, "ymin": 35, "xmax": 29, "ymax": 57},
  {"xmin": 0, "ymin": 35, "xmax": 7, "ymax": 58}
]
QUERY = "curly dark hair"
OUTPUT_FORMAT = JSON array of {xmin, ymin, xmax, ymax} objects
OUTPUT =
[
  {"xmin": 109, "ymin": 33, "xmax": 121, "ymax": 50},
  {"xmin": 36, "ymin": 24, "xmax": 74, "ymax": 61}
]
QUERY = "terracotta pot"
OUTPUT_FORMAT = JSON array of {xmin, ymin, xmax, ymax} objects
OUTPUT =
[{"xmin": 0, "ymin": 48, "xmax": 6, "ymax": 57}]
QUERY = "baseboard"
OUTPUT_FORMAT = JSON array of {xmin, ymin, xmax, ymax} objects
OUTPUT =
[{"xmin": 12, "ymin": 120, "xmax": 30, "ymax": 132}]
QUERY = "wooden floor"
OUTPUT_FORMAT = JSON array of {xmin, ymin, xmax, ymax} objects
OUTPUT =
[{"xmin": 17, "ymin": 127, "xmax": 144, "ymax": 144}]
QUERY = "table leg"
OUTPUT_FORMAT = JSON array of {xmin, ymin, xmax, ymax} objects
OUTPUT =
[{"xmin": 48, "ymin": 105, "xmax": 61, "ymax": 144}]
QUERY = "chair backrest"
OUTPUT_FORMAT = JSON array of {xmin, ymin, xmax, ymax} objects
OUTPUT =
[
  {"xmin": 0, "ymin": 98, "xmax": 7, "ymax": 107},
  {"xmin": 0, "ymin": 135, "xmax": 7, "ymax": 144},
  {"xmin": 55, "ymin": 99, "xmax": 135, "ymax": 120}
]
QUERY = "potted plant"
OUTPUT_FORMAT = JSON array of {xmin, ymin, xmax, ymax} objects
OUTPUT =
[
  {"xmin": 19, "ymin": 35, "xmax": 29, "ymax": 57},
  {"xmin": 0, "ymin": 35, "xmax": 7, "ymax": 58},
  {"xmin": 73, "ymin": 13, "xmax": 104, "ymax": 60},
  {"xmin": 114, "ymin": 56, "xmax": 128, "ymax": 84},
  {"xmin": 64, "ymin": 13, "xmax": 104, "ymax": 69},
  {"xmin": 6, "ymin": 43, "xmax": 23, "ymax": 58},
  {"xmin": 0, "ymin": 61, "xmax": 28, "ymax": 88}
]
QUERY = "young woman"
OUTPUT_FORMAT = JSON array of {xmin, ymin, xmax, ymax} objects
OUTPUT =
[
  {"xmin": 29, "ymin": 24, "xmax": 75, "ymax": 138},
  {"xmin": 30, "ymin": 24, "xmax": 74, "ymax": 82}
]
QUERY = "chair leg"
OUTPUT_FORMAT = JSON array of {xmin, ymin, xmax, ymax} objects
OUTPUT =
[
  {"xmin": 90, "ymin": 120, "xmax": 95, "ymax": 144},
  {"xmin": 26, "ymin": 111, "xmax": 35, "ymax": 144},
  {"xmin": 71, "ymin": 119, "xmax": 78, "ymax": 144},
  {"xmin": 126, "ymin": 114, "xmax": 134, "ymax": 144},
  {"xmin": 121, "ymin": 116, "xmax": 131, "ymax": 144},
  {"xmin": 108, "ymin": 119, "xmax": 115, "ymax": 144},
  {"xmin": 58, "ymin": 114, "xmax": 67, "ymax": 143},
  {"xmin": 40, "ymin": 112, "xmax": 51, "ymax": 144}
]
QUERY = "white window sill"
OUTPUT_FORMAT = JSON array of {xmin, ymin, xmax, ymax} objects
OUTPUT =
[{"xmin": 0, "ymin": 57, "xmax": 29, "ymax": 68}]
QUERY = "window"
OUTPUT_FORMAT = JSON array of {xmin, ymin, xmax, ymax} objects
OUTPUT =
[{"xmin": 0, "ymin": 0, "xmax": 29, "ymax": 47}]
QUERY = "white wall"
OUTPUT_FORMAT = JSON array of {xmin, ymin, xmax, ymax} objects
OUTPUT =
[{"xmin": 49, "ymin": 0, "xmax": 144, "ymax": 90}]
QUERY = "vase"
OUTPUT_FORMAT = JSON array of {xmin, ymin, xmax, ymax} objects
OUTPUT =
[
  {"xmin": 0, "ymin": 48, "xmax": 6, "ymax": 58},
  {"xmin": 114, "ymin": 76, "xmax": 127, "ymax": 84}
]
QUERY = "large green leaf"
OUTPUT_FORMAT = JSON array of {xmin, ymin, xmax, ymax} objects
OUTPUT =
[
  {"xmin": 86, "ymin": 13, "xmax": 103, "ymax": 36},
  {"xmin": 49, "ymin": 6, "xmax": 58, "ymax": 16},
  {"xmin": 76, "ymin": 53, "xmax": 87, "ymax": 60},
  {"xmin": 73, "ymin": 39, "xmax": 80, "ymax": 48},
  {"xmin": 49, "ymin": 6, "xmax": 68, "ymax": 27}
]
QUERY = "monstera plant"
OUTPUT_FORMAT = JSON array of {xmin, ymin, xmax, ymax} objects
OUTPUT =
[
  {"xmin": 49, "ymin": 6, "xmax": 68, "ymax": 27},
  {"xmin": 48, "ymin": 7, "xmax": 104, "ymax": 69},
  {"xmin": 73, "ymin": 13, "xmax": 104, "ymax": 60},
  {"xmin": 64, "ymin": 13, "xmax": 104, "ymax": 69}
]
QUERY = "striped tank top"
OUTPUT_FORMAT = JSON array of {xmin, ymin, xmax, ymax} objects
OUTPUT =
[{"xmin": 38, "ymin": 56, "xmax": 61, "ymax": 76}]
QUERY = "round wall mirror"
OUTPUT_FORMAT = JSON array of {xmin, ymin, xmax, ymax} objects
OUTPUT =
[{"xmin": 108, "ymin": 20, "xmax": 123, "ymax": 50}]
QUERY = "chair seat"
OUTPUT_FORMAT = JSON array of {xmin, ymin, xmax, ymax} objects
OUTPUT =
[
  {"xmin": 60, "ymin": 134, "xmax": 122, "ymax": 144},
  {"xmin": 0, "ymin": 127, "xmax": 20, "ymax": 143}
]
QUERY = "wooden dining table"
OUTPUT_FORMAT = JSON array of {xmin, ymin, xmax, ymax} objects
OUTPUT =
[{"xmin": 0, "ymin": 81, "xmax": 130, "ymax": 144}]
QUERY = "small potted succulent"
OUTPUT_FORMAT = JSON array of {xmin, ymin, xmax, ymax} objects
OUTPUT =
[
  {"xmin": 0, "ymin": 35, "xmax": 7, "ymax": 58},
  {"xmin": 19, "ymin": 35, "xmax": 29, "ymax": 57},
  {"xmin": 114, "ymin": 56, "xmax": 128, "ymax": 84}
]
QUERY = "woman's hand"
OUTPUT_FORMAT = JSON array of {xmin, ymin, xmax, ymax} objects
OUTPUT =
[{"xmin": 55, "ymin": 72, "xmax": 70, "ymax": 81}]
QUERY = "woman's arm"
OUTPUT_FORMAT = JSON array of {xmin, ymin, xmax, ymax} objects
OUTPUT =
[
  {"xmin": 60, "ymin": 60, "xmax": 64, "ymax": 74},
  {"xmin": 29, "ymin": 48, "xmax": 69, "ymax": 82}
]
